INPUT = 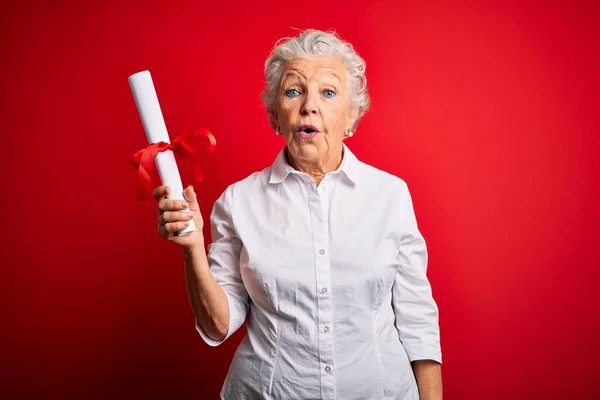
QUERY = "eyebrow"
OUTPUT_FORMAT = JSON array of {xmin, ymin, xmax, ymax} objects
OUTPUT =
[
  {"xmin": 280, "ymin": 69, "xmax": 342, "ymax": 87},
  {"xmin": 280, "ymin": 69, "xmax": 305, "ymax": 84},
  {"xmin": 320, "ymin": 70, "xmax": 342, "ymax": 86}
]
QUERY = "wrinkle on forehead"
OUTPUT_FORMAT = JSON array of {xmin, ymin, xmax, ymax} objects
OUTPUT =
[{"xmin": 280, "ymin": 57, "xmax": 345, "ymax": 86}]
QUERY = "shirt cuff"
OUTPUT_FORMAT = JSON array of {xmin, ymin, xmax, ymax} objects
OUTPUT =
[
  {"xmin": 404, "ymin": 342, "xmax": 443, "ymax": 364},
  {"xmin": 195, "ymin": 319, "xmax": 228, "ymax": 347},
  {"xmin": 194, "ymin": 290, "xmax": 247, "ymax": 347}
]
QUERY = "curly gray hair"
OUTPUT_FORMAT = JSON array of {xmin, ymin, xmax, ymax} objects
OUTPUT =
[{"xmin": 261, "ymin": 29, "xmax": 370, "ymax": 131}]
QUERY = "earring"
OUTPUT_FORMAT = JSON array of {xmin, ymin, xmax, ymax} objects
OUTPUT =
[
  {"xmin": 275, "ymin": 126, "xmax": 281, "ymax": 135},
  {"xmin": 345, "ymin": 129, "xmax": 354, "ymax": 137}
]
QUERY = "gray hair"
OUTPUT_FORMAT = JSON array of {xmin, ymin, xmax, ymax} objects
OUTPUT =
[{"xmin": 261, "ymin": 29, "xmax": 370, "ymax": 131}]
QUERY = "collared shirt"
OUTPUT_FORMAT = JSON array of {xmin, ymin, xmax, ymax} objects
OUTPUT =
[{"xmin": 196, "ymin": 144, "xmax": 442, "ymax": 400}]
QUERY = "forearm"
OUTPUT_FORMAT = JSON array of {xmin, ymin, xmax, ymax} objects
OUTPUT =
[
  {"xmin": 412, "ymin": 360, "xmax": 443, "ymax": 400},
  {"xmin": 182, "ymin": 241, "xmax": 230, "ymax": 341}
]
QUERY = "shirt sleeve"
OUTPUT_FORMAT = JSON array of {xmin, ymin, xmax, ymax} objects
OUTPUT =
[
  {"xmin": 392, "ymin": 180, "xmax": 442, "ymax": 364},
  {"xmin": 195, "ymin": 184, "xmax": 250, "ymax": 346}
]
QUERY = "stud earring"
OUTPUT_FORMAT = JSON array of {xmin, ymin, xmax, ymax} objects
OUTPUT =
[
  {"xmin": 345, "ymin": 129, "xmax": 354, "ymax": 137},
  {"xmin": 275, "ymin": 126, "xmax": 281, "ymax": 135}
]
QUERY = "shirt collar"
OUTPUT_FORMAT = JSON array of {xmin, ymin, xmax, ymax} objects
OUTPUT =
[{"xmin": 269, "ymin": 143, "xmax": 361, "ymax": 186}]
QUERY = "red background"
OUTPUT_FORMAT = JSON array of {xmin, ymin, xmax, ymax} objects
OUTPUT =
[{"xmin": 1, "ymin": 1, "xmax": 599, "ymax": 398}]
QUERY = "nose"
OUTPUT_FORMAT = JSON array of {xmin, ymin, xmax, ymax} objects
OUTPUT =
[{"xmin": 301, "ymin": 91, "xmax": 318, "ymax": 116}]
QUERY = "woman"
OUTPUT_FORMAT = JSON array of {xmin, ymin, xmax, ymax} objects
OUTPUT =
[{"xmin": 153, "ymin": 29, "xmax": 442, "ymax": 400}]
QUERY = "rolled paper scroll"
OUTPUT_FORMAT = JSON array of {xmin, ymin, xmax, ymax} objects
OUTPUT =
[{"xmin": 128, "ymin": 70, "xmax": 195, "ymax": 236}]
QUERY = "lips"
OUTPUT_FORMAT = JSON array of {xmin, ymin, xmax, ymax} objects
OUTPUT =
[{"xmin": 296, "ymin": 124, "xmax": 320, "ymax": 134}]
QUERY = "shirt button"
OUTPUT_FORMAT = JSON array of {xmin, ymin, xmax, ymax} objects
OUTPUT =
[
  {"xmin": 324, "ymin": 326, "xmax": 330, "ymax": 333},
  {"xmin": 320, "ymin": 287, "xmax": 328, "ymax": 294},
  {"xmin": 319, "ymin": 249, "xmax": 325, "ymax": 255},
  {"xmin": 325, "ymin": 366, "xmax": 331, "ymax": 373}
]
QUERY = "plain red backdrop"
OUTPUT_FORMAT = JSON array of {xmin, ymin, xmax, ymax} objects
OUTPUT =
[{"xmin": 1, "ymin": 0, "xmax": 599, "ymax": 398}]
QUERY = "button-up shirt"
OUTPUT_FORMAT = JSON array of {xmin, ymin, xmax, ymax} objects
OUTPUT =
[{"xmin": 196, "ymin": 144, "xmax": 442, "ymax": 400}]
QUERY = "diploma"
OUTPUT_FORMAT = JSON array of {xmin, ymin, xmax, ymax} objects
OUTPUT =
[{"xmin": 128, "ymin": 70, "xmax": 195, "ymax": 236}]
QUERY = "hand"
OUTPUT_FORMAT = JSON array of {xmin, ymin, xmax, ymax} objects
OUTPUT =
[{"xmin": 153, "ymin": 185, "xmax": 205, "ymax": 252}]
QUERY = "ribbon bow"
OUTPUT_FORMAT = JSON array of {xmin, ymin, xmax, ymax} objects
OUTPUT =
[{"xmin": 130, "ymin": 128, "xmax": 216, "ymax": 200}]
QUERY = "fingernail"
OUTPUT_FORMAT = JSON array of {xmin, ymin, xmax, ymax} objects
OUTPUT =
[
  {"xmin": 187, "ymin": 213, "xmax": 194, "ymax": 219},
  {"xmin": 181, "ymin": 202, "xmax": 188, "ymax": 209}
]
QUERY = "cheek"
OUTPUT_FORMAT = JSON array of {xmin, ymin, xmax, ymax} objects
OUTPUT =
[
  {"xmin": 278, "ymin": 102, "xmax": 299, "ymax": 122},
  {"xmin": 323, "ymin": 103, "xmax": 349, "ymax": 128}
]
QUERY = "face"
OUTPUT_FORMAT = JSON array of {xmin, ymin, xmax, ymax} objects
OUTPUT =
[{"xmin": 273, "ymin": 57, "xmax": 359, "ymax": 167}]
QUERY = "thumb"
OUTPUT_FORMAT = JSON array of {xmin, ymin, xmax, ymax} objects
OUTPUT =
[{"xmin": 183, "ymin": 185, "xmax": 199, "ymax": 210}]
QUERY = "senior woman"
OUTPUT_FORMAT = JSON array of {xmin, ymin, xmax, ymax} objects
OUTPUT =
[{"xmin": 153, "ymin": 29, "xmax": 442, "ymax": 400}]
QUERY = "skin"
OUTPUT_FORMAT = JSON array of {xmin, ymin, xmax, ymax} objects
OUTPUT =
[
  {"xmin": 153, "ymin": 55, "xmax": 442, "ymax": 400},
  {"xmin": 413, "ymin": 360, "xmax": 443, "ymax": 399},
  {"xmin": 273, "ymin": 57, "xmax": 358, "ymax": 185},
  {"xmin": 154, "ymin": 185, "xmax": 230, "ymax": 342}
]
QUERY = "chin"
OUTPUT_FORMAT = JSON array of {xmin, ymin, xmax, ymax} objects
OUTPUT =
[{"xmin": 289, "ymin": 141, "xmax": 320, "ymax": 158}]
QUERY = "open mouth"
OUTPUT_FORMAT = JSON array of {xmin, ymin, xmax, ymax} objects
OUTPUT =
[{"xmin": 296, "ymin": 124, "xmax": 320, "ymax": 135}]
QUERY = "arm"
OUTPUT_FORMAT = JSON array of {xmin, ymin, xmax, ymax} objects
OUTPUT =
[
  {"xmin": 391, "ymin": 181, "xmax": 443, "ymax": 398},
  {"xmin": 412, "ymin": 360, "xmax": 443, "ymax": 400},
  {"xmin": 183, "ymin": 244, "xmax": 230, "ymax": 341},
  {"xmin": 187, "ymin": 185, "xmax": 249, "ymax": 345}
]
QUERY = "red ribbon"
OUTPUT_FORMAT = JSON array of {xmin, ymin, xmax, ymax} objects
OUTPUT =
[{"xmin": 130, "ymin": 128, "xmax": 216, "ymax": 200}]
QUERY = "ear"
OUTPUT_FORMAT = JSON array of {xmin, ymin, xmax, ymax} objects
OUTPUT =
[
  {"xmin": 269, "ymin": 109, "xmax": 279, "ymax": 130},
  {"xmin": 348, "ymin": 107, "xmax": 360, "ymax": 130}
]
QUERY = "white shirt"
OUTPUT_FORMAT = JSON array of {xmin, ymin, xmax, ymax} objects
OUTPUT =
[{"xmin": 196, "ymin": 144, "xmax": 442, "ymax": 400}]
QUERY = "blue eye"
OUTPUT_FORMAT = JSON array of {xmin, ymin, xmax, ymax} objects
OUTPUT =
[
  {"xmin": 323, "ymin": 89, "xmax": 336, "ymax": 98},
  {"xmin": 285, "ymin": 89, "xmax": 301, "ymax": 98}
]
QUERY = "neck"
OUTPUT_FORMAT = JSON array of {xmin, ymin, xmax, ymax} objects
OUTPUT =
[{"xmin": 286, "ymin": 146, "xmax": 344, "ymax": 186}]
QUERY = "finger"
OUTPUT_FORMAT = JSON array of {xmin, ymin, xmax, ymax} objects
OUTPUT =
[
  {"xmin": 183, "ymin": 185, "xmax": 196, "ymax": 202},
  {"xmin": 183, "ymin": 186, "xmax": 200, "ymax": 212},
  {"xmin": 159, "ymin": 211, "xmax": 195, "ymax": 225},
  {"xmin": 158, "ymin": 224, "xmax": 173, "ymax": 240},
  {"xmin": 163, "ymin": 221, "xmax": 191, "ymax": 234},
  {"xmin": 158, "ymin": 198, "xmax": 189, "ymax": 212},
  {"xmin": 153, "ymin": 185, "xmax": 171, "ymax": 201}
]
